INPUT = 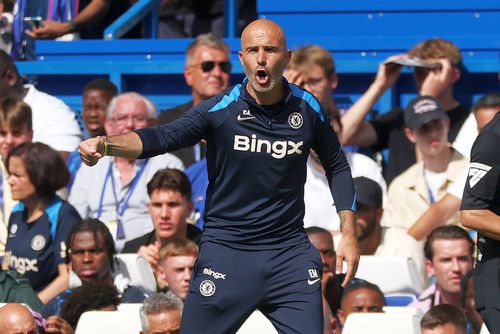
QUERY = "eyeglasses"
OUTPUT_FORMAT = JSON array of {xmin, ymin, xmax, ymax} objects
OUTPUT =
[{"xmin": 194, "ymin": 61, "xmax": 232, "ymax": 74}]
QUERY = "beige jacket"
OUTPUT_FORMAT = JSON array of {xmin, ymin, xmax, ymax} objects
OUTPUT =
[{"xmin": 383, "ymin": 150, "xmax": 468, "ymax": 230}]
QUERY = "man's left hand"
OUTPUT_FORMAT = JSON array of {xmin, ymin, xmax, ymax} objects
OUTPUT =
[{"xmin": 335, "ymin": 234, "xmax": 360, "ymax": 287}]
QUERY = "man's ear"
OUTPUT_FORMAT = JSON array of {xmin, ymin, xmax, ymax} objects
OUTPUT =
[
  {"xmin": 425, "ymin": 259, "xmax": 435, "ymax": 277},
  {"xmin": 337, "ymin": 309, "xmax": 346, "ymax": 327},
  {"xmin": 5, "ymin": 69, "xmax": 18, "ymax": 87},
  {"xmin": 329, "ymin": 73, "xmax": 339, "ymax": 91},
  {"xmin": 404, "ymin": 127, "xmax": 416, "ymax": 144},
  {"xmin": 104, "ymin": 118, "xmax": 112, "ymax": 135},
  {"xmin": 451, "ymin": 67, "xmax": 461, "ymax": 84},
  {"xmin": 156, "ymin": 261, "xmax": 165, "ymax": 280},
  {"xmin": 184, "ymin": 65, "xmax": 193, "ymax": 87}
]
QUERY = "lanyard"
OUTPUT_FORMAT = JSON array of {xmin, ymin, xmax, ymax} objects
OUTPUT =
[{"xmin": 97, "ymin": 159, "xmax": 149, "ymax": 239}]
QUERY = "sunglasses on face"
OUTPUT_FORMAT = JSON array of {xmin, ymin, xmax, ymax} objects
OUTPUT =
[{"xmin": 197, "ymin": 61, "xmax": 232, "ymax": 74}]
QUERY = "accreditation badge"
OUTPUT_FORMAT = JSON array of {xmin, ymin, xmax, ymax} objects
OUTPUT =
[{"xmin": 105, "ymin": 220, "xmax": 118, "ymax": 240}]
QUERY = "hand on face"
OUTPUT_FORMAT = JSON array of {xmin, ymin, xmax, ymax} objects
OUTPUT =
[{"xmin": 139, "ymin": 241, "xmax": 161, "ymax": 272}]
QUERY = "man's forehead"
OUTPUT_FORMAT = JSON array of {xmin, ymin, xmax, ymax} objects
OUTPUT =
[
  {"xmin": 72, "ymin": 230, "xmax": 104, "ymax": 248},
  {"xmin": 112, "ymin": 99, "xmax": 147, "ymax": 116},
  {"xmin": 432, "ymin": 238, "xmax": 470, "ymax": 257},
  {"xmin": 241, "ymin": 21, "xmax": 286, "ymax": 48},
  {"xmin": 192, "ymin": 45, "xmax": 228, "ymax": 59},
  {"xmin": 0, "ymin": 124, "xmax": 30, "ymax": 132}
]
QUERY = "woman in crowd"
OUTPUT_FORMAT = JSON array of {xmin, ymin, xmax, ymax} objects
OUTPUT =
[{"xmin": 2, "ymin": 142, "xmax": 81, "ymax": 303}]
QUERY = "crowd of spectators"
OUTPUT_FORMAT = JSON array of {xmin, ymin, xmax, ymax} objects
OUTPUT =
[{"xmin": 0, "ymin": 13, "xmax": 497, "ymax": 333}]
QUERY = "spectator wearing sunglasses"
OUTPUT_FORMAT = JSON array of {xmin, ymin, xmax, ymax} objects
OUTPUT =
[{"xmin": 159, "ymin": 33, "xmax": 231, "ymax": 168}]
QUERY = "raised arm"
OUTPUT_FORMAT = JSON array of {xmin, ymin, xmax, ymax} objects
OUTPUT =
[
  {"xmin": 341, "ymin": 56, "xmax": 404, "ymax": 146},
  {"xmin": 78, "ymin": 132, "xmax": 143, "ymax": 166}
]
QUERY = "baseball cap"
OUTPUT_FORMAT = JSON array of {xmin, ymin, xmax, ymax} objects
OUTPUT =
[
  {"xmin": 353, "ymin": 177, "xmax": 383, "ymax": 208},
  {"xmin": 404, "ymin": 95, "xmax": 449, "ymax": 129}
]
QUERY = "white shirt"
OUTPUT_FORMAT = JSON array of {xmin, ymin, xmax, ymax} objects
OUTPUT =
[
  {"xmin": 303, "ymin": 151, "xmax": 387, "ymax": 231},
  {"xmin": 69, "ymin": 154, "xmax": 184, "ymax": 251},
  {"xmin": 452, "ymin": 112, "xmax": 478, "ymax": 159},
  {"xmin": 23, "ymin": 84, "xmax": 82, "ymax": 152}
]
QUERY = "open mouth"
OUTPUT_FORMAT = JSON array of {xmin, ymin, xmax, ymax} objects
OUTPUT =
[{"xmin": 256, "ymin": 69, "xmax": 269, "ymax": 85}]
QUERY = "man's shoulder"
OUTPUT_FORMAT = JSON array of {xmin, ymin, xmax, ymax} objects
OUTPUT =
[
  {"xmin": 447, "ymin": 150, "xmax": 469, "ymax": 176},
  {"xmin": 159, "ymin": 101, "xmax": 194, "ymax": 124},
  {"xmin": 478, "ymin": 112, "xmax": 500, "ymax": 139},
  {"xmin": 122, "ymin": 285, "xmax": 149, "ymax": 303},
  {"xmin": 416, "ymin": 284, "xmax": 437, "ymax": 301},
  {"xmin": 388, "ymin": 162, "xmax": 422, "ymax": 190},
  {"xmin": 371, "ymin": 107, "xmax": 405, "ymax": 125},
  {"xmin": 122, "ymin": 231, "xmax": 155, "ymax": 253},
  {"xmin": 23, "ymin": 84, "xmax": 69, "ymax": 110}
]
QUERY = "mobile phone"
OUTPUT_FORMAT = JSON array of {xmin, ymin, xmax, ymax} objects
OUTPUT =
[{"xmin": 23, "ymin": 16, "xmax": 43, "ymax": 29}]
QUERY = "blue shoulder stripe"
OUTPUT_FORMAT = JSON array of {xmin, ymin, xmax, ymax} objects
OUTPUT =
[
  {"xmin": 12, "ymin": 202, "xmax": 25, "ymax": 213},
  {"xmin": 290, "ymin": 84, "xmax": 324, "ymax": 122},
  {"xmin": 208, "ymin": 84, "xmax": 242, "ymax": 113},
  {"xmin": 45, "ymin": 197, "xmax": 63, "ymax": 240},
  {"xmin": 11, "ymin": 198, "xmax": 62, "ymax": 240},
  {"xmin": 351, "ymin": 193, "xmax": 357, "ymax": 212}
]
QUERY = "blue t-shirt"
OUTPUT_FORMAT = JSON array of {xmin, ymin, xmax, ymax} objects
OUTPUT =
[
  {"xmin": 136, "ymin": 79, "xmax": 356, "ymax": 250},
  {"xmin": 5, "ymin": 197, "xmax": 81, "ymax": 291}
]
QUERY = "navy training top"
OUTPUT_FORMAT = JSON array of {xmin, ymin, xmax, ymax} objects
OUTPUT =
[
  {"xmin": 136, "ymin": 79, "xmax": 356, "ymax": 249},
  {"xmin": 5, "ymin": 197, "xmax": 81, "ymax": 291}
]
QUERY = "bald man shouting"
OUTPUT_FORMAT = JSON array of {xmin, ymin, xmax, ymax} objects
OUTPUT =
[
  {"xmin": 78, "ymin": 19, "xmax": 359, "ymax": 333},
  {"xmin": 0, "ymin": 304, "xmax": 39, "ymax": 334}
]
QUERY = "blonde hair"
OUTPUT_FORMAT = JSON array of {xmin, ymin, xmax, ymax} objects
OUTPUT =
[
  {"xmin": 288, "ymin": 45, "xmax": 336, "ymax": 77},
  {"xmin": 159, "ymin": 238, "xmax": 199, "ymax": 261},
  {"xmin": 409, "ymin": 38, "xmax": 462, "ymax": 67}
]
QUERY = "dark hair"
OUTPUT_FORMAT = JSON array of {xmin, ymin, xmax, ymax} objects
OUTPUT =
[
  {"xmin": 305, "ymin": 226, "xmax": 331, "ymax": 237},
  {"xmin": 472, "ymin": 93, "xmax": 500, "ymax": 113},
  {"xmin": 0, "ymin": 50, "xmax": 18, "ymax": 77},
  {"xmin": 420, "ymin": 304, "xmax": 467, "ymax": 332},
  {"xmin": 6, "ymin": 142, "xmax": 69, "ymax": 199},
  {"xmin": 147, "ymin": 169, "xmax": 192, "ymax": 200},
  {"xmin": 0, "ymin": 97, "xmax": 32, "ymax": 130},
  {"xmin": 67, "ymin": 219, "xmax": 116, "ymax": 270},
  {"xmin": 83, "ymin": 79, "xmax": 118, "ymax": 97},
  {"xmin": 460, "ymin": 269, "xmax": 474, "ymax": 307},
  {"xmin": 60, "ymin": 284, "xmax": 121, "ymax": 329},
  {"xmin": 341, "ymin": 280, "xmax": 385, "ymax": 308},
  {"xmin": 424, "ymin": 226, "xmax": 474, "ymax": 260}
]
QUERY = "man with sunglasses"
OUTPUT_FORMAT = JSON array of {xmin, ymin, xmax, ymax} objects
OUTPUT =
[
  {"xmin": 159, "ymin": 33, "xmax": 231, "ymax": 168},
  {"xmin": 342, "ymin": 38, "xmax": 476, "ymax": 185},
  {"xmin": 78, "ymin": 18, "xmax": 359, "ymax": 333}
]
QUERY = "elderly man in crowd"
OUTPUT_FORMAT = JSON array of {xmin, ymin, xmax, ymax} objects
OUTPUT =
[
  {"xmin": 69, "ymin": 92, "xmax": 184, "ymax": 251},
  {"xmin": 140, "ymin": 292, "xmax": 183, "ymax": 334}
]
